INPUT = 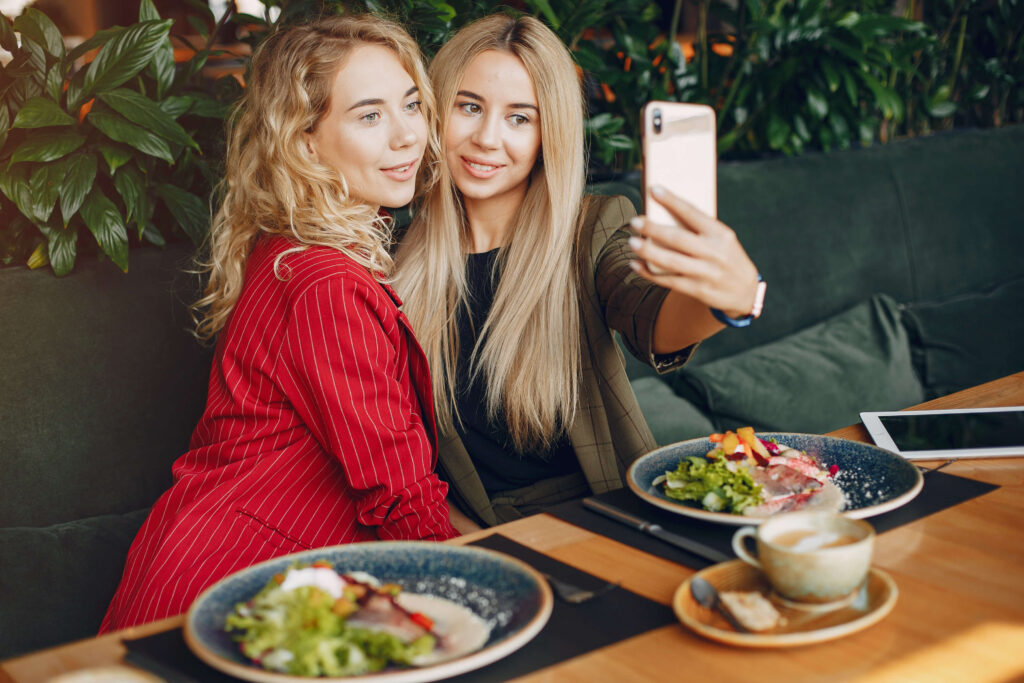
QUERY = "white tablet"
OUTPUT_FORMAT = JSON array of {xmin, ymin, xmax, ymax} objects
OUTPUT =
[{"xmin": 860, "ymin": 407, "xmax": 1024, "ymax": 460}]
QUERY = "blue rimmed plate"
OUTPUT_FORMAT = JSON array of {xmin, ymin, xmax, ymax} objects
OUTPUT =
[
  {"xmin": 184, "ymin": 541, "xmax": 552, "ymax": 683},
  {"xmin": 628, "ymin": 432, "xmax": 923, "ymax": 526}
]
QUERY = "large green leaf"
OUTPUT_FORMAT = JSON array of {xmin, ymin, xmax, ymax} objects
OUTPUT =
[
  {"xmin": 81, "ymin": 190, "xmax": 130, "ymax": 272},
  {"xmin": 182, "ymin": 96, "xmax": 229, "ymax": 119},
  {"xmin": 0, "ymin": 12, "xmax": 19, "ymax": 52},
  {"xmin": 44, "ymin": 224, "xmax": 78, "ymax": 276},
  {"xmin": 97, "ymin": 143, "xmax": 133, "ymax": 175},
  {"xmin": 65, "ymin": 26, "xmax": 123, "ymax": 65},
  {"xmin": 97, "ymin": 89, "xmax": 199, "ymax": 150},
  {"xmin": 148, "ymin": 39, "xmax": 176, "ymax": 100},
  {"xmin": 139, "ymin": 0, "xmax": 161, "ymax": 21},
  {"xmin": 44, "ymin": 61, "xmax": 64, "ymax": 101},
  {"xmin": 806, "ymin": 88, "xmax": 829, "ymax": 119},
  {"xmin": 11, "ymin": 96, "xmax": 76, "ymax": 128},
  {"xmin": 28, "ymin": 160, "xmax": 66, "ymax": 223},
  {"xmin": 10, "ymin": 128, "xmax": 85, "ymax": 163},
  {"xmin": 59, "ymin": 152, "xmax": 98, "ymax": 225},
  {"xmin": 68, "ymin": 19, "xmax": 172, "ymax": 109},
  {"xmin": 139, "ymin": 0, "xmax": 176, "ymax": 99},
  {"xmin": 155, "ymin": 183, "xmax": 209, "ymax": 244},
  {"xmin": 0, "ymin": 104, "xmax": 8, "ymax": 150},
  {"xmin": 0, "ymin": 164, "xmax": 45, "ymax": 223},
  {"xmin": 113, "ymin": 164, "xmax": 143, "ymax": 226},
  {"xmin": 87, "ymin": 111, "xmax": 174, "ymax": 163},
  {"xmin": 159, "ymin": 95, "xmax": 193, "ymax": 118},
  {"xmin": 13, "ymin": 9, "xmax": 65, "ymax": 60}
]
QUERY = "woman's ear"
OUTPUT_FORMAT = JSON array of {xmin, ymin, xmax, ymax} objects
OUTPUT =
[{"xmin": 302, "ymin": 132, "xmax": 319, "ymax": 163}]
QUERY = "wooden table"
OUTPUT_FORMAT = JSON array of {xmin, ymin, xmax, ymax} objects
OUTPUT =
[{"xmin": 4, "ymin": 372, "xmax": 1023, "ymax": 683}]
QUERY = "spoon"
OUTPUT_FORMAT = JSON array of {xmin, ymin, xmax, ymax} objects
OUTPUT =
[{"xmin": 689, "ymin": 576, "xmax": 749, "ymax": 633}]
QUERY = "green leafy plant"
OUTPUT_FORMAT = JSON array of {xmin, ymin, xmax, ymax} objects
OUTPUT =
[
  {"xmin": 0, "ymin": 0, "xmax": 234, "ymax": 274},
  {"xmin": 671, "ymin": 0, "xmax": 929, "ymax": 157},
  {"xmin": 886, "ymin": 0, "xmax": 1023, "ymax": 140}
]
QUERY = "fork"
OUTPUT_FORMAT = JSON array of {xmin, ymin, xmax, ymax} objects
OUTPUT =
[{"xmin": 541, "ymin": 572, "xmax": 618, "ymax": 604}]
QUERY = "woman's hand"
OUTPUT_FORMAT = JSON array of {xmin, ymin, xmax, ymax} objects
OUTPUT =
[
  {"xmin": 628, "ymin": 186, "xmax": 760, "ymax": 320},
  {"xmin": 447, "ymin": 500, "xmax": 483, "ymax": 535}
]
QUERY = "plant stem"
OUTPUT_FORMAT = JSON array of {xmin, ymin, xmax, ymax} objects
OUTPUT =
[
  {"xmin": 947, "ymin": 15, "xmax": 966, "ymax": 94},
  {"xmin": 699, "ymin": 0, "xmax": 709, "ymax": 91}
]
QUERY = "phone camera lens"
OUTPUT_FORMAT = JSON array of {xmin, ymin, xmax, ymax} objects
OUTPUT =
[{"xmin": 653, "ymin": 109, "xmax": 662, "ymax": 134}]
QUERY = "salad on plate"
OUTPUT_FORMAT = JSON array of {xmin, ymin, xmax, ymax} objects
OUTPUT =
[
  {"xmin": 225, "ymin": 561, "xmax": 490, "ymax": 677},
  {"xmin": 652, "ymin": 427, "xmax": 845, "ymax": 517}
]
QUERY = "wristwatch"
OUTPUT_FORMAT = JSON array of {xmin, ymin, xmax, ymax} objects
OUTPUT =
[{"xmin": 710, "ymin": 274, "xmax": 766, "ymax": 328}]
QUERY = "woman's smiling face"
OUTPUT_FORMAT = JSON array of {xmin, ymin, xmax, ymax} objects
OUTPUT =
[
  {"xmin": 305, "ymin": 43, "xmax": 427, "ymax": 209},
  {"xmin": 445, "ymin": 50, "xmax": 541, "ymax": 213}
]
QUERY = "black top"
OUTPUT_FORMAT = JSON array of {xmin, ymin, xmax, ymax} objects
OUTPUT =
[{"xmin": 454, "ymin": 249, "xmax": 579, "ymax": 495}]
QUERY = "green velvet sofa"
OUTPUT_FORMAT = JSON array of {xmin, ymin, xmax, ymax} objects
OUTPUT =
[
  {"xmin": 610, "ymin": 125, "xmax": 1024, "ymax": 446},
  {"xmin": 2, "ymin": 125, "xmax": 1022, "ymax": 659}
]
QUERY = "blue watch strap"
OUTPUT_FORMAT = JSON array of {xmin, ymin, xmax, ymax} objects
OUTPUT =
[{"xmin": 710, "ymin": 274, "xmax": 765, "ymax": 328}]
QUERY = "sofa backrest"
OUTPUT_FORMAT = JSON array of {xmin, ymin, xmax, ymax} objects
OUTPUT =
[
  {"xmin": 698, "ymin": 125, "xmax": 1024, "ymax": 364},
  {"xmin": 0, "ymin": 244, "xmax": 212, "ymax": 528}
]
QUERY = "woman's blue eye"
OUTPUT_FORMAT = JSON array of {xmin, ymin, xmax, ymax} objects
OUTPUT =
[
  {"xmin": 405, "ymin": 100, "xmax": 421, "ymax": 113},
  {"xmin": 361, "ymin": 112, "xmax": 381, "ymax": 123}
]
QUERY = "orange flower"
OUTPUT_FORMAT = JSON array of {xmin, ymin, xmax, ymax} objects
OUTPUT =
[{"xmin": 78, "ymin": 98, "xmax": 94, "ymax": 123}]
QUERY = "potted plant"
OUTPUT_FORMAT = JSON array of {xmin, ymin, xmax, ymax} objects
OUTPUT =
[{"xmin": 0, "ymin": 0, "xmax": 236, "ymax": 275}]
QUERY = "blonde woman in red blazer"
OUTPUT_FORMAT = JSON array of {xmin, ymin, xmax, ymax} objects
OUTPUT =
[{"xmin": 100, "ymin": 15, "xmax": 456, "ymax": 633}]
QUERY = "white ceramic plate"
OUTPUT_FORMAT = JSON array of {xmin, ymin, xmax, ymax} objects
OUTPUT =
[
  {"xmin": 184, "ymin": 541, "xmax": 553, "ymax": 682},
  {"xmin": 628, "ymin": 432, "xmax": 924, "ymax": 526}
]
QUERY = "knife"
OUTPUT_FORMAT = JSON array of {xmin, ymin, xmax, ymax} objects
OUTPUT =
[{"xmin": 583, "ymin": 497, "xmax": 731, "ymax": 564}]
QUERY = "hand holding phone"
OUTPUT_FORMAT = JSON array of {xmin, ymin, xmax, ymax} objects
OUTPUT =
[{"xmin": 633, "ymin": 102, "xmax": 763, "ymax": 323}]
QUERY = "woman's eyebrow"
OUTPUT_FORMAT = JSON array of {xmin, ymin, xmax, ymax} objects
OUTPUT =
[
  {"xmin": 347, "ymin": 86, "xmax": 419, "ymax": 111},
  {"xmin": 455, "ymin": 90, "xmax": 537, "ymax": 111}
]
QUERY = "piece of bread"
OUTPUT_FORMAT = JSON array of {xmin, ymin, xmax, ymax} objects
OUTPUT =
[{"xmin": 718, "ymin": 590, "xmax": 786, "ymax": 631}]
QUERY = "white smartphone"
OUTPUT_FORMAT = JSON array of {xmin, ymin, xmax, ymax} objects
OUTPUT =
[
  {"xmin": 641, "ymin": 101, "xmax": 717, "ymax": 226},
  {"xmin": 860, "ymin": 406, "xmax": 1024, "ymax": 460}
]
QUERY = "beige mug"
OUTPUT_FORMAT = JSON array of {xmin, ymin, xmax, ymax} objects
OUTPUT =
[{"xmin": 732, "ymin": 510, "xmax": 875, "ymax": 606}]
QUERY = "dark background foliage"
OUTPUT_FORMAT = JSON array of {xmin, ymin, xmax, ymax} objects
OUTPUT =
[{"xmin": 2, "ymin": 0, "xmax": 1020, "ymax": 273}]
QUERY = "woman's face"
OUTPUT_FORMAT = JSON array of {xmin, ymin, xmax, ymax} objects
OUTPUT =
[
  {"xmin": 445, "ymin": 50, "xmax": 541, "ymax": 212},
  {"xmin": 305, "ymin": 43, "xmax": 427, "ymax": 209}
]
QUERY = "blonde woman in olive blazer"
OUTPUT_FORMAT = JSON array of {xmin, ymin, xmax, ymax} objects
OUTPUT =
[{"xmin": 394, "ymin": 15, "xmax": 761, "ymax": 530}]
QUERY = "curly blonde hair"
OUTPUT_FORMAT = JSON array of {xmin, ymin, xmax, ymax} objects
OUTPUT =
[{"xmin": 194, "ymin": 14, "xmax": 437, "ymax": 339}]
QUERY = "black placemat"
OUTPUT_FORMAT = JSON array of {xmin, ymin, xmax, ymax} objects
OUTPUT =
[
  {"xmin": 122, "ymin": 534, "xmax": 675, "ymax": 682},
  {"xmin": 544, "ymin": 470, "xmax": 998, "ymax": 570}
]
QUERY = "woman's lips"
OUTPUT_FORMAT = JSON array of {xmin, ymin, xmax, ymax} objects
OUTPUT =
[
  {"xmin": 380, "ymin": 159, "xmax": 419, "ymax": 181},
  {"xmin": 460, "ymin": 156, "xmax": 503, "ymax": 179}
]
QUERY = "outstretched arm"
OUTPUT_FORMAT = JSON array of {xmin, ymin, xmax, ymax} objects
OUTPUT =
[{"xmin": 628, "ymin": 186, "xmax": 762, "ymax": 353}]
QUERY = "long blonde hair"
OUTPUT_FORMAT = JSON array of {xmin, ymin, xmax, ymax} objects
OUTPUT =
[
  {"xmin": 394, "ymin": 14, "xmax": 585, "ymax": 451},
  {"xmin": 194, "ymin": 14, "xmax": 437, "ymax": 339}
]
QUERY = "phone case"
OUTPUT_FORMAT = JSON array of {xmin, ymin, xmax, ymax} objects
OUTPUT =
[{"xmin": 641, "ymin": 102, "xmax": 717, "ymax": 225}]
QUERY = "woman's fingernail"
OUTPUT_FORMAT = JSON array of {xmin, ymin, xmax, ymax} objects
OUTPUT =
[
  {"xmin": 628, "ymin": 236, "xmax": 643, "ymax": 251},
  {"xmin": 629, "ymin": 217, "xmax": 643, "ymax": 229},
  {"xmin": 652, "ymin": 185, "xmax": 666, "ymax": 198},
  {"xmin": 629, "ymin": 260, "xmax": 642, "ymax": 271}
]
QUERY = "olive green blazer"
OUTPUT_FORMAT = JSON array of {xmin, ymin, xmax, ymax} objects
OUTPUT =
[{"xmin": 438, "ymin": 195, "xmax": 695, "ymax": 527}]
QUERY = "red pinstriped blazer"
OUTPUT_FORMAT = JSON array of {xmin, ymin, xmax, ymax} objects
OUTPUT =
[{"xmin": 100, "ymin": 236, "xmax": 456, "ymax": 632}]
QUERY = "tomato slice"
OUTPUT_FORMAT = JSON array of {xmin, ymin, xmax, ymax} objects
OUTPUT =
[{"xmin": 409, "ymin": 612, "xmax": 434, "ymax": 631}]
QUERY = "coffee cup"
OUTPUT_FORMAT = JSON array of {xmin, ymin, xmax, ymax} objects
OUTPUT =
[{"xmin": 731, "ymin": 510, "xmax": 874, "ymax": 607}]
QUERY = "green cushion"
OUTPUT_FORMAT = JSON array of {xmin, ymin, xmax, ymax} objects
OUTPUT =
[
  {"xmin": 901, "ymin": 277, "xmax": 1024, "ymax": 400},
  {"xmin": 671, "ymin": 294, "xmax": 924, "ymax": 434},
  {"xmin": 0, "ymin": 509, "xmax": 148, "ymax": 659},
  {"xmin": 630, "ymin": 376, "xmax": 716, "ymax": 446}
]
